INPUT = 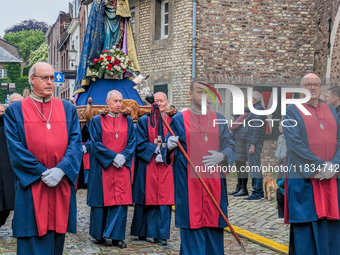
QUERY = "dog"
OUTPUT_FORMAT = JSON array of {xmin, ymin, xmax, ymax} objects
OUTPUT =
[{"xmin": 263, "ymin": 173, "xmax": 277, "ymax": 201}]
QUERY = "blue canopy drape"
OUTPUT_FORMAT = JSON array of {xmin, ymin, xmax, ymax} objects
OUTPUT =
[{"xmin": 76, "ymin": 79, "xmax": 143, "ymax": 106}]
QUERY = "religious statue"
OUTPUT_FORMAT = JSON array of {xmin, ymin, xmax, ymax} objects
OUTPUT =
[{"xmin": 74, "ymin": 0, "xmax": 140, "ymax": 97}]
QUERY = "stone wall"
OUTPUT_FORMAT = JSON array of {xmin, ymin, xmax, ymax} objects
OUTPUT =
[
  {"xmin": 135, "ymin": 0, "xmax": 193, "ymax": 109},
  {"xmin": 196, "ymin": 0, "xmax": 317, "ymax": 85},
  {"xmin": 314, "ymin": 0, "xmax": 340, "ymax": 78}
]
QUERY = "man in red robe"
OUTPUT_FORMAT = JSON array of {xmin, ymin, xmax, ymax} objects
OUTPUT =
[
  {"xmin": 131, "ymin": 92, "xmax": 174, "ymax": 245},
  {"xmin": 283, "ymin": 73, "xmax": 340, "ymax": 255},
  {"xmin": 5, "ymin": 62, "xmax": 82, "ymax": 255},
  {"xmin": 88, "ymin": 90, "xmax": 136, "ymax": 249},
  {"xmin": 163, "ymin": 80, "xmax": 235, "ymax": 254}
]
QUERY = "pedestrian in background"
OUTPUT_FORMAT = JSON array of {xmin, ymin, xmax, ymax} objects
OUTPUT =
[
  {"xmin": 326, "ymin": 86, "xmax": 340, "ymax": 118},
  {"xmin": 243, "ymin": 91, "xmax": 266, "ymax": 201},
  {"xmin": 229, "ymin": 97, "xmax": 249, "ymax": 197},
  {"xmin": 0, "ymin": 94, "xmax": 23, "ymax": 229}
]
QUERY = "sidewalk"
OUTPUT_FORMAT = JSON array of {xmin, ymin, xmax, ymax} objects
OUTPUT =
[
  {"xmin": 0, "ymin": 188, "xmax": 283, "ymax": 255},
  {"xmin": 226, "ymin": 177, "xmax": 289, "ymax": 247}
]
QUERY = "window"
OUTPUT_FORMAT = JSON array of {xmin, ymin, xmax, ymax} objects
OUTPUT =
[
  {"xmin": 154, "ymin": 84, "xmax": 168, "ymax": 97},
  {"xmin": 210, "ymin": 85, "xmax": 249, "ymax": 121},
  {"xmin": 0, "ymin": 69, "xmax": 7, "ymax": 79},
  {"xmin": 161, "ymin": 0, "xmax": 169, "ymax": 39}
]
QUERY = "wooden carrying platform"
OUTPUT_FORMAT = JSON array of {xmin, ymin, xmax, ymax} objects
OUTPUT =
[{"xmin": 76, "ymin": 97, "xmax": 151, "ymax": 123}]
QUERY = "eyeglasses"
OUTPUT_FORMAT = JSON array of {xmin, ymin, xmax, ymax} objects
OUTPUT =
[
  {"xmin": 33, "ymin": 75, "xmax": 56, "ymax": 82},
  {"xmin": 303, "ymin": 83, "xmax": 321, "ymax": 89}
]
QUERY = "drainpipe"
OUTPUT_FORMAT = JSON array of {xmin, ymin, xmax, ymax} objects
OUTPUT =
[{"xmin": 192, "ymin": 0, "xmax": 197, "ymax": 79}]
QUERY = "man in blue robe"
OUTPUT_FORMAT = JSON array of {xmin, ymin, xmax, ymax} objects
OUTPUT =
[
  {"xmin": 5, "ymin": 62, "xmax": 82, "ymax": 255},
  {"xmin": 88, "ymin": 90, "xmax": 136, "ymax": 249},
  {"xmin": 131, "ymin": 92, "xmax": 174, "ymax": 245},
  {"xmin": 162, "ymin": 79, "xmax": 235, "ymax": 255},
  {"xmin": 283, "ymin": 73, "xmax": 340, "ymax": 255}
]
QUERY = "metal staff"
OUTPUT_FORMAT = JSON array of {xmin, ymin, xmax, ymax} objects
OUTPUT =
[{"xmin": 160, "ymin": 110, "xmax": 246, "ymax": 252}]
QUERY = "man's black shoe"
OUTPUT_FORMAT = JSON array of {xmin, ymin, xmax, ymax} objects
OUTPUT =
[
  {"xmin": 154, "ymin": 238, "xmax": 167, "ymax": 246},
  {"xmin": 112, "ymin": 240, "xmax": 127, "ymax": 249},
  {"xmin": 94, "ymin": 238, "xmax": 106, "ymax": 244},
  {"xmin": 138, "ymin": 236, "xmax": 147, "ymax": 241},
  {"xmin": 228, "ymin": 184, "xmax": 240, "ymax": 195},
  {"xmin": 233, "ymin": 186, "xmax": 248, "ymax": 197}
]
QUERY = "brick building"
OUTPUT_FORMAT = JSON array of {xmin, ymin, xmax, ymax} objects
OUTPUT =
[
  {"xmin": 48, "ymin": 0, "xmax": 340, "ymax": 162},
  {"xmin": 0, "ymin": 39, "xmax": 22, "ymax": 78},
  {"xmin": 45, "ymin": 11, "xmax": 72, "ymax": 98}
]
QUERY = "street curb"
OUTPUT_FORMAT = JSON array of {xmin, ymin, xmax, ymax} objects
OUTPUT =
[
  {"xmin": 225, "ymin": 225, "xmax": 289, "ymax": 254},
  {"xmin": 171, "ymin": 206, "xmax": 288, "ymax": 254}
]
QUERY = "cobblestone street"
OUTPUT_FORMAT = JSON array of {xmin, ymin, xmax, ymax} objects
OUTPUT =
[{"xmin": 0, "ymin": 177, "xmax": 287, "ymax": 254}]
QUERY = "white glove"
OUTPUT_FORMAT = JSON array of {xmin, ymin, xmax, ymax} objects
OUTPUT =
[
  {"xmin": 155, "ymin": 154, "xmax": 164, "ymax": 163},
  {"xmin": 154, "ymin": 146, "xmax": 160, "ymax": 154},
  {"xmin": 113, "ymin": 154, "xmax": 126, "ymax": 168},
  {"xmin": 167, "ymin": 136, "xmax": 179, "ymax": 150},
  {"xmin": 315, "ymin": 162, "xmax": 338, "ymax": 180},
  {"xmin": 41, "ymin": 167, "xmax": 65, "ymax": 187},
  {"xmin": 83, "ymin": 145, "xmax": 88, "ymax": 154},
  {"xmin": 113, "ymin": 162, "xmax": 120, "ymax": 168},
  {"xmin": 202, "ymin": 150, "xmax": 225, "ymax": 167}
]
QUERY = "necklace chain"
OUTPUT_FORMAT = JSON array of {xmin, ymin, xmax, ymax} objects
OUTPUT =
[
  {"xmin": 30, "ymin": 97, "xmax": 53, "ymax": 128},
  {"xmin": 305, "ymin": 103, "xmax": 324, "ymax": 129},
  {"xmin": 108, "ymin": 115, "xmax": 121, "ymax": 138},
  {"xmin": 191, "ymin": 110, "xmax": 210, "ymax": 141}
]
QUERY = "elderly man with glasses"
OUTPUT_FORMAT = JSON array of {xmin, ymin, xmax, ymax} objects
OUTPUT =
[
  {"xmin": 283, "ymin": 73, "xmax": 340, "ymax": 255},
  {"xmin": 4, "ymin": 62, "xmax": 82, "ymax": 255}
]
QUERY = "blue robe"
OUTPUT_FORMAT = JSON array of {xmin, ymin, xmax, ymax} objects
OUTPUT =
[
  {"xmin": 87, "ymin": 114, "xmax": 135, "ymax": 240},
  {"xmin": 131, "ymin": 114, "xmax": 173, "ymax": 239},
  {"xmin": 162, "ymin": 109, "xmax": 235, "ymax": 254},
  {"xmin": 283, "ymin": 103, "xmax": 340, "ymax": 255},
  {"xmin": 5, "ymin": 98, "xmax": 82, "ymax": 255}
]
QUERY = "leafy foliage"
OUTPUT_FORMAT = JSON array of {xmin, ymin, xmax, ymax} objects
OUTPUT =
[
  {"xmin": 0, "ymin": 64, "xmax": 29, "ymax": 103},
  {"xmin": 28, "ymin": 43, "xmax": 48, "ymax": 65},
  {"xmin": 5, "ymin": 19, "xmax": 48, "ymax": 34},
  {"xmin": 4, "ymin": 30, "xmax": 45, "ymax": 61}
]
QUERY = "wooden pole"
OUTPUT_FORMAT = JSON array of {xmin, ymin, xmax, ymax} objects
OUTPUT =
[{"xmin": 160, "ymin": 114, "xmax": 246, "ymax": 252}]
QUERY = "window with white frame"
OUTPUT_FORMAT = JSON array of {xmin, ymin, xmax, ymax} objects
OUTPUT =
[
  {"xmin": 210, "ymin": 85, "xmax": 249, "ymax": 121},
  {"xmin": 0, "ymin": 69, "xmax": 7, "ymax": 79},
  {"xmin": 161, "ymin": 0, "xmax": 169, "ymax": 39}
]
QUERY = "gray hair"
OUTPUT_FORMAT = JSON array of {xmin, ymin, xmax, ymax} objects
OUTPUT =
[
  {"xmin": 154, "ymin": 91, "xmax": 168, "ymax": 100},
  {"xmin": 9, "ymin": 93, "xmax": 23, "ymax": 103},
  {"xmin": 107, "ymin": 90, "xmax": 123, "ymax": 100},
  {"xmin": 28, "ymin": 62, "xmax": 54, "ymax": 85},
  {"xmin": 252, "ymin": 91, "xmax": 262, "ymax": 102},
  {"xmin": 0, "ymin": 104, "xmax": 6, "ymax": 109}
]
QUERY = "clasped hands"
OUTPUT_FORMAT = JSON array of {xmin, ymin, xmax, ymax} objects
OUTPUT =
[
  {"xmin": 41, "ymin": 167, "xmax": 65, "ymax": 187},
  {"xmin": 113, "ymin": 154, "xmax": 126, "ymax": 168},
  {"xmin": 314, "ymin": 162, "xmax": 339, "ymax": 180}
]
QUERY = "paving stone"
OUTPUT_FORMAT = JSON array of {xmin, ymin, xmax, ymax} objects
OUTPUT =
[{"xmin": 0, "ymin": 187, "xmax": 284, "ymax": 254}]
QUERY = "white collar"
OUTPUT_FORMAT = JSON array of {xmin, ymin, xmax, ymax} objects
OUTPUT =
[
  {"xmin": 108, "ymin": 112, "xmax": 120, "ymax": 118},
  {"xmin": 30, "ymin": 93, "xmax": 52, "ymax": 103}
]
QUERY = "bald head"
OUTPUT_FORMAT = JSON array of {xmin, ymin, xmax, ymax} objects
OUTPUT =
[
  {"xmin": 301, "ymin": 73, "xmax": 322, "ymax": 104},
  {"xmin": 107, "ymin": 90, "xmax": 123, "ymax": 100},
  {"xmin": 154, "ymin": 91, "xmax": 168, "ymax": 114},
  {"xmin": 154, "ymin": 91, "xmax": 167, "ymax": 100},
  {"xmin": 301, "ymin": 73, "xmax": 321, "ymax": 87},
  {"xmin": 9, "ymin": 93, "xmax": 23, "ymax": 104}
]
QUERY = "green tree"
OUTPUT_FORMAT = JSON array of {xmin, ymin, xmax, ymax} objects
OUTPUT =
[
  {"xmin": 4, "ymin": 30, "xmax": 45, "ymax": 62},
  {"xmin": 28, "ymin": 43, "xmax": 48, "ymax": 65}
]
